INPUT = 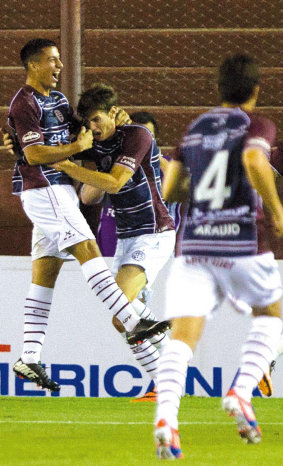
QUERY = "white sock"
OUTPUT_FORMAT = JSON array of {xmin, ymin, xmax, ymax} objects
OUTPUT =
[
  {"xmin": 234, "ymin": 316, "xmax": 282, "ymax": 402},
  {"xmin": 155, "ymin": 339, "xmax": 193, "ymax": 429},
  {"xmin": 131, "ymin": 298, "xmax": 156, "ymax": 320},
  {"xmin": 130, "ymin": 340, "xmax": 160, "ymax": 381},
  {"xmin": 21, "ymin": 284, "xmax": 54, "ymax": 364},
  {"xmin": 81, "ymin": 257, "xmax": 140, "ymax": 331},
  {"xmin": 149, "ymin": 333, "xmax": 170, "ymax": 351}
]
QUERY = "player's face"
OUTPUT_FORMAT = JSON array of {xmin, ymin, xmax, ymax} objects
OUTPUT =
[
  {"xmin": 87, "ymin": 108, "xmax": 116, "ymax": 141},
  {"xmin": 32, "ymin": 47, "xmax": 63, "ymax": 93}
]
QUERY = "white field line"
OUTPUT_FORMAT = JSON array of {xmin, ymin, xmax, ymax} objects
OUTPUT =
[{"xmin": 0, "ymin": 420, "xmax": 282, "ymax": 425}]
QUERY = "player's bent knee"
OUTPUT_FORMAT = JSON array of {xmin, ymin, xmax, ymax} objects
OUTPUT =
[
  {"xmin": 67, "ymin": 239, "xmax": 101, "ymax": 264},
  {"xmin": 32, "ymin": 257, "xmax": 63, "ymax": 287}
]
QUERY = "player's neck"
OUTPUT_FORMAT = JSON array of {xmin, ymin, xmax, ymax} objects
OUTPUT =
[
  {"xmin": 221, "ymin": 86, "xmax": 259, "ymax": 113},
  {"xmin": 25, "ymin": 77, "xmax": 51, "ymax": 97},
  {"xmin": 221, "ymin": 101, "xmax": 256, "ymax": 112}
]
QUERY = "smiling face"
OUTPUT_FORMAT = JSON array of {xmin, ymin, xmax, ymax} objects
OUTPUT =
[
  {"xmin": 87, "ymin": 107, "xmax": 117, "ymax": 141},
  {"xmin": 27, "ymin": 46, "xmax": 63, "ymax": 95}
]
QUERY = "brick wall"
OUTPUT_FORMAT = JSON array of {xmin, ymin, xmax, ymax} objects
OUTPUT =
[{"xmin": 0, "ymin": 0, "xmax": 282, "ymax": 255}]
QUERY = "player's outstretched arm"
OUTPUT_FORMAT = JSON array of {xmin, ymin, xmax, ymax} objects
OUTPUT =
[
  {"xmin": 243, "ymin": 147, "xmax": 283, "ymax": 237},
  {"xmin": 50, "ymin": 159, "xmax": 132, "ymax": 194}
]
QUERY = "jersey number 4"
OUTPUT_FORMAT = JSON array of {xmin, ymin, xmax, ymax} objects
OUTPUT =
[{"xmin": 194, "ymin": 150, "xmax": 231, "ymax": 209}]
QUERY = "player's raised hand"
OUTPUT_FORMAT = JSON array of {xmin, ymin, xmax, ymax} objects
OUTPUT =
[
  {"xmin": 76, "ymin": 126, "xmax": 93, "ymax": 152},
  {"xmin": 115, "ymin": 108, "xmax": 132, "ymax": 126},
  {"xmin": 1, "ymin": 129, "xmax": 15, "ymax": 155}
]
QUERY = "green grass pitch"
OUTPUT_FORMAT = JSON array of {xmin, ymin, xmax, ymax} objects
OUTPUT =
[{"xmin": 0, "ymin": 396, "xmax": 283, "ymax": 465}]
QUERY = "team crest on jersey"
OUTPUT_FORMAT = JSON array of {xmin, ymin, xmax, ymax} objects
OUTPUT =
[
  {"xmin": 101, "ymin": 155, "xmax": 113, "ymax": 172},
  {"xmin": 132, "ymin": 250, "xmax": 146, "ymax": 261},
  {"xmin": 22, "ymin": 131, "xmax": 40, "ymax": 143},
  {"xmin": 54, "ymin": 109, "xmax": 64, "ymax": 123}
]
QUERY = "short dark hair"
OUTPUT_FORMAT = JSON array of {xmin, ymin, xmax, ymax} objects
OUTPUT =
[
  {"xmin": 77, "ymin": 83, "xmax": 118, "ymax": 120},
  {"xmin": 218, "ymin": 54, "xmax": 260, "ymax": 104},
  {"xmin": 130, "ymin": 111, "xmax": 159, "ymax": 136},
  {"xmin": 20, "ymin": 38, "xmax": 57, "ymax": 70}
]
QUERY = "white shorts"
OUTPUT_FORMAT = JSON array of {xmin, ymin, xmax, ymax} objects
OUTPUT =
[
  {"xmin": 164, "ymin": 253, "xmax": 282, "ymax": 320},
  {"xmin": 111, "ymin": 230, "xmax": 176, "ymax": 297},
  {"xmin": 21, "ymin": 185, "xmax": 95, "ymax": 261}
]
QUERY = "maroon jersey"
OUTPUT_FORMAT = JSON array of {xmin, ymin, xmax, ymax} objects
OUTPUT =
[
  {"xmin": 176, "ymin": 107, "xmax": 276, "ymax": 257},
  {"xmin": 76, "ymin": 124, "xmax": 175, "ymax": 238},
  {"xmin": 8, "ymin": 84, "xmax": 76, "ymax": 194}
]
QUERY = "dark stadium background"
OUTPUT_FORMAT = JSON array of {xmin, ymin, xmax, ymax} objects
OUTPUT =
[{"xmin": 0, "ymin": 0, "xmax": 282, "ymax": 255}]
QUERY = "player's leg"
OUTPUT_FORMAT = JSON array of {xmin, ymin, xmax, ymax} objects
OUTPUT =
[
  {"xmin": 154, "ymin": 256, "xmax": 219, "ymax": 459},
  {"xmin": 223, "ymin": 299, "xmax": 281, "ymax": 444},
  {"xmin": 38, "ymin": 185, "xmax": 144, "ymax": 334},
  {"xmin": 230, "ymin": 300, "xmax": 281, "ymax": 401},
  {"xmin": 111, "ymin": 264, "xmax": 168, "ymax": 399},
  {"xmin": 222, "ymin": 253, "xmax": 282, "ymax": 443},
  {"xmin": 112, "ymin": 231, "xmax": 175, "ymax": 344},
  {"xmin": 13, "ymin": 255, "xmax": 63, "ymax": 392},
  {"xmin": 66, "ymin": 239, "xmax": 142, "ymax": 332}
]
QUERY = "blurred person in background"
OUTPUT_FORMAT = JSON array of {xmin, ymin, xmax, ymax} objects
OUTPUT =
[{"xmin": 153, "ymin": 54, "xmax": 283, "ymax": 458}]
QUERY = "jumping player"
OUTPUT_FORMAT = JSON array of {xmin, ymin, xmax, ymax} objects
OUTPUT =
[
  {"xmin": 7, "ymin": 39, "xmax": 169, "ymax": 392},
  {"xmin": 153, "ymin": 54, "xmax": 283, "ymax": 458}
]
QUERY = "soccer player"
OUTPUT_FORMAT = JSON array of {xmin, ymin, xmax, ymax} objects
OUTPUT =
[
  {"xmin": 7, "ymin": 38, "xmax": 169, "ymax": 392},
  {"xmin": 153, "ymin": 54, "xmax": 283, "ymax": 458},
  {"xmin": 49, "ymin": 84, "xmax": 176, "ymax": 399},
  {"xmin": 89, "ymin": 111, "xmax": 162, "ymax": 257}
]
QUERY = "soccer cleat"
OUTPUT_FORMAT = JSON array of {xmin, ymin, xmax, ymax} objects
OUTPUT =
[
  {"xmin": 13, "ymin": 358, "xmax": 60, "ymax": 392},
  {"xmin": 222, "ymin": 388, "xmax": 262, "ymax": 444},
  {"xmin": 154, "ymin": 419, "xmax": 184, "ymax": 460},
  {"xmin": 126, "ymin": 318, "xmax": 171, "ymax": 345},
  {"xmin": 131, "ymin": 386, "xmax": 157, "ymax": 403},
  {"xmin": 258, "ymin": 360, "xmax": 276, "ymax": 397}
]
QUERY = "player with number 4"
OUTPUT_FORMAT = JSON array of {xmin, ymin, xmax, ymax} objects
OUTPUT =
[{"xmin": 153, "ymin": 54, "xmax": 283, "ymax": 459}]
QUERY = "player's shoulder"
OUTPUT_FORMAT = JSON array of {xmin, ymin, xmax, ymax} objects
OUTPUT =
[
  {"xmin": 247, "ymin": 112, "xmax": 275, "ymax": 132},
  {"xmin": 121, "ymin": 123, "xmax": 153, "ymax": 139},
  {"xmin": 9, "ymin": 85, "xmax": 41, "ymax": 119},
  {"xmin": 9, "ymin": 84, "xmax": 34, "ymax": 107}
]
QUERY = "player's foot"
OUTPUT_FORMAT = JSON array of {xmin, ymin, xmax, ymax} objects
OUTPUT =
[
  {"xmin": 131, "ymin": 386, "xmax": 157, "ymax": 402},
  {"xmin": 13, "ymin": 358, "xmax": 60, "ymax": 392},
  {"xmin": 126, "ymin": 318, "xmax": 171, "ymax": 345},
  {"xmin": 258, "ymin": 360, "xmax": 276, "ymax": 397},
  {"xmin": 222, "ymin": 388, "xmax": 261, "ymax": 444},
  {"xmin": 154, "ymin": 419, "xmax": 183, "ymax": 460}
]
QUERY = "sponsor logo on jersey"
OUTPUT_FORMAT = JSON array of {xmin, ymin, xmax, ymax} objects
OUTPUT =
[
  {"xmin": 120, "ymin": 156, "xmax": 135, "ymax": 169},
  {"xmin": 132, "ymin": 250, "xmax": 146, "ymax": 261},
  {"xmin": 22, "ymin": 131, "xmax": 41, "ymax": 143},
  {"xmin": 193, "ymin": 223, "xmax": 240, "ymax": 236},
  {"xmin": 54, "ymin": 109, "xmax": 64, "ymax": 123}
]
